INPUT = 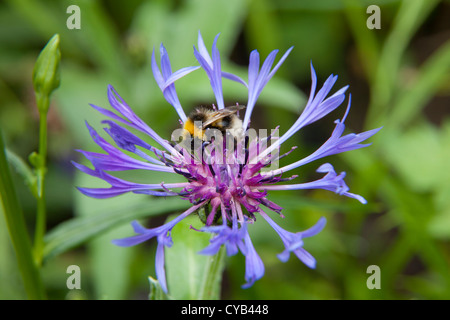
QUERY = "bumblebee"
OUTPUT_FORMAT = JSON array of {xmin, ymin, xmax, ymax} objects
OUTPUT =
[{"xmin": 183, "ymin": 104, "xmax": 245, "ymax": 142}]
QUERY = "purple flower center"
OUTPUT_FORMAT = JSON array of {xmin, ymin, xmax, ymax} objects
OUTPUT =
[{"xmin": 164, "ymin": 135, "xmax": 289, "ymax": 225}]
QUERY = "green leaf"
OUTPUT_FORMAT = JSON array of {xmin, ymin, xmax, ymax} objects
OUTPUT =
[
  {"xmin": 388, "ymin": 40, "xmax": 450, "ymax": 129},
  {"xmin": 383, "ymin": 121, "xmax": 442, "ymax": 193},
  {"xmin": 88, "ymin": 222, "xmax": 136, "ymax": 300},
  {"xmin": 165, "ymin": 213, "xmax": 226, "ymax": 300},
  {"xmin": 428, "ymin": 119, "xmax": 450, "ymax": 239},
  {"xmin": 0, "ymin": 199, "xmax": 27, "ymax": 299},
  {"xmin": 343, "ymin": 0, "xmax": 380, "ymax": 82},
  {"xmin": 367, "ymin": 0, "xmax": 440, "ymax": 128},
  {"xmin": 379, "ymin": 177, "xmax": 450, "ymax": 292},
  {"xmin": 43, "ymin": 196, "xmax": 187, "ymax": 262},
  {"xmin": 0, "ymin": 132, "xmax": 46, "ymax": 299},
  {"xmin": 196, "ymin": 244, "xmax": 226, "ymax": 300},
  {"xmin": 246, "ymin": 0, "xmax": 281, "ymax": 57},
  {"xmin": 428, "ymin": 207, "xmax": 450, "ymax": 240},
  {"xmin": 73, "ymin": 0, "xmax": 126, "ymax": 77},
  {"xmin": 274, "ymin": 0, "xmax": 401, "ymax": 11}
]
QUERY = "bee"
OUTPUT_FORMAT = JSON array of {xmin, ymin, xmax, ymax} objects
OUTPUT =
[{"xmin": 182, "ymin": 104, "xmax": 245, "ymax": 143}]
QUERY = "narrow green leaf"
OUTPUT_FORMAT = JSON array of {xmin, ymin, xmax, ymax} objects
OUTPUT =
[
  {"xmin": 0, "ymin": 131, "xmax": 46, "ymax": 299},
  {"xmin": 43, "ymin": 197, "xmax": 187, "ymax": 262},
  {"xmin": 343, "ymin": 0, "xmax": 380, "ymax": 82},
  {"xmin": 246, "ymin": 0, "xmax": 280, "ymax": 57},
  {"xmin": 197, "ymin": 245, "xmax": 226, "ymax": 300},
  {"xmin": 388, "ymin": 40, "xmax": 450, "ymax": 129},
  {"xmin": 275, "ymin": 0, "xmax": 401, "ymax": 11},
  {"xmin": 165, "ymin": 214, "xmax": 224, "ymax": 300},
  {"xmin": 428, "ymin": 208, "xmax": 450, "ymax": 239},
  {"xmin": 380, "ymin": 177, "xmax": 450, "ymax": 291},
  {"xmin": 0, "ymin": 193, "xmax": 27, "ymax": 299},
  {"xmin": 366, "ymin": 0, "xmax": 440, "ymax": 129}
]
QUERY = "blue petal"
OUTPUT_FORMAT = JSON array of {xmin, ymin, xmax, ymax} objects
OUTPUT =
[
  {"xmin": 294, "ymin": 248, "xmax": 316, "ymax": 269},
  {"xmin": 111, "ymin": 232, "xmax": 155, "ymax": 247},
  {"xmin": 300, "ymin": 217, "xmax": 327, "ymax": 238},
  {"xmin": 241, "ymin": 232, "xmax": 264, "ymax": 289},
  {"xmin": 243, "ymin": 48, "xmax": 292, "ymax": 130},
  {"xmin": 155, "ymin": 241, "xmax": 169, "ymax": 293}
]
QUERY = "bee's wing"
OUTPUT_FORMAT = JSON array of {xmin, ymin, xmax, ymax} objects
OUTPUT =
[
  {"xmin": 225, "ymin": 104, "xmax": 245, "ymax": 113},
  {"xmin": 201, "ymin": 111, "xmax": 232, "ymax": 128},
  {"xmin": 201, "ymin": 105, "xmax": 245, "ymax": 129}
]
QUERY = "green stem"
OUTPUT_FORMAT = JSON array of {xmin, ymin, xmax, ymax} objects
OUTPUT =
[
  {"xmin": 33, "ymin": 96, "xmax": 49, "ymax": 266},
  {"xmin": 0, "ymin": 131, "xmax": 46, "ymax": 299},
  {"xmin": 197, "ymin": 245, "xmax": 226, "ymax": 300}
]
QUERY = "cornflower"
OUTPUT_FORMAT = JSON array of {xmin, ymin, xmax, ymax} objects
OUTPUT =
[{"xmin": 74, "ymin": 32, "xmax": 380, "ymax": 292}]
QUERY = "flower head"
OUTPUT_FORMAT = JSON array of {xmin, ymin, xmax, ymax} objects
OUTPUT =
[{"xmin": 74, "ymin": 32, "xmax": 380, "ymax": 293}]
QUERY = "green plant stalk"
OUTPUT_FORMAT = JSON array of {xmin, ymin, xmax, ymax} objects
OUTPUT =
[
  {"xmin": 33, "ymin": 95, "xmax": 49, "ymax": 266},
  {"xmin": 197, "ymin": 245, "xmax": 226, "ymax": 300},
  {"xmin": 0, "ymin": 131, "xmax": 46, "ymax": 299},
  {"xmin": 31, "ymin": 33, "xmax": 60, "ymax": 265}
]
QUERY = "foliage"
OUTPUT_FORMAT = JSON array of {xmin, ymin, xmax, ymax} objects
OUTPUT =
[{"xmin": 0, "ymin": 0, "xmax": 449, "ymax": 300}]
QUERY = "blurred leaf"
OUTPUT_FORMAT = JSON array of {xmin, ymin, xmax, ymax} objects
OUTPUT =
[
  {"xmin": 89, "ymin": 224, "xmax": 135, "ymax": 299},
  {"xmin": 5, "ymin": 0, "xmax": 83, "ymax": 57},
  {"xmin": 54, "ymin": 65, "xmax": 112, "ymax": 148},
  {"xmin": 367, "ymin": 0, "xmax": 440, "ymax": 128},
  {"xmin": 0, "ymin": 205, "xmax": 26, "ymax": 299},
  {"xmin": 428, "ymin": 208, "xmax": 450, "ymax": 239},
  {"xmin": 428, "ymin": 119, "xmax": 450, "ymax": 239},
  {"xmin": 403, "ymin": 273, "xmax": 450, "ymax": 299},
  {"xmin": 44, "ymin": 166, "xmax": 187, "ymax": 300},
  {"xmin": 273, "ymin": 10, "xmax": 348, "ymax": 80},
  {"xmin": 43, "ymin": 194, "xmax": 187, "ymax": 262},
  {"xmin": 73, "ymin": 0, "xmax": 127, "ymax": 78},
  {"xmin": 383, "ymin": 120, "xmax": 443, "ymax": 193},
  {"xmin": 379, "ymin": 177, "xmax": 450, "ymax": 296},
  {"xmin": 5, "ymin": 0, "xmax": 63, "ymax": 39},
  {"xmin": 165, "ymin": 213, "xmax": 225, "ymax": 300},
  {"xmin": 388, "ymin": 40, "xmax": 450, "ymax": 129},
  {"xmin": 275, "ymin": 0, "xmax": 401, "ymax": 11},
  {"xmin": 246, "ymin": 0, "xmax": 281, "ymax": 57},
  {"xmin": 343, "ymin": 0, "xmax": 380, "ymax": 82}
]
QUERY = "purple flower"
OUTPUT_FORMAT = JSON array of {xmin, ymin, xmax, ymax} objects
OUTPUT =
[{"xmin": 74, "ymin": 32, "xmax": 380, "ymax": 293}]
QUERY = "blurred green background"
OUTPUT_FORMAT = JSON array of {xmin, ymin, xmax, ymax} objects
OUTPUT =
[{"xmin": 0, "ymin": 0, "xmax": 449, "ymax": 300}]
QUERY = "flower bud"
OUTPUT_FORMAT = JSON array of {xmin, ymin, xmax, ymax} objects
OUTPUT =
[{"xmin": 32, "ymin": 34, "xmax": 61, "ymax": 113}]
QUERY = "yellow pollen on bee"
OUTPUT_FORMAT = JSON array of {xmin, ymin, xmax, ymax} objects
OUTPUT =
[{"xmin": 183, "ymin": 118, "xmax": 205, "ymax": 140}]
